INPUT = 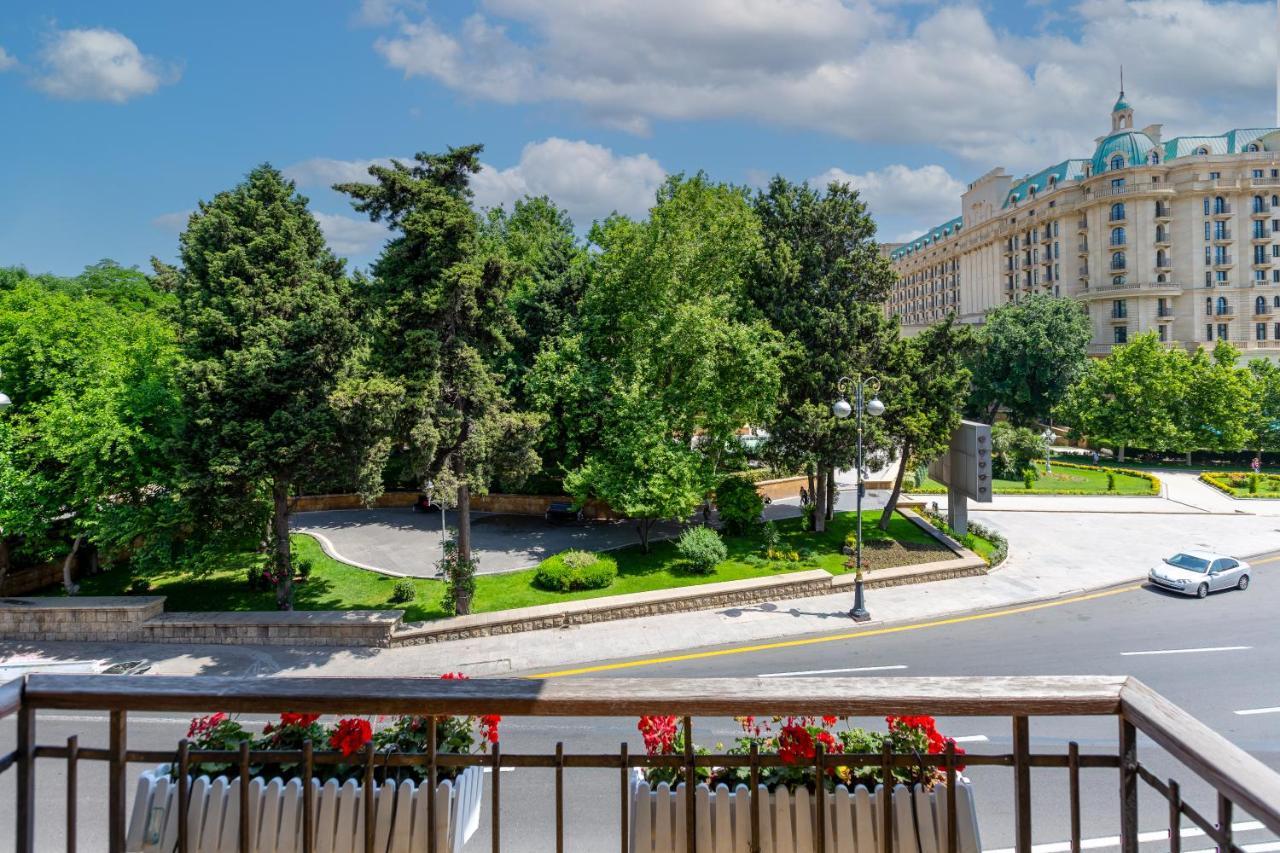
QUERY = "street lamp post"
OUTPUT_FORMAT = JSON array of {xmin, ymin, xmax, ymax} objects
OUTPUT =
[
  {"xmin": 833, "ymin": 375, "xmax": 885, "ymax": 622},
  {"xmin": 1042, "ymin": 427, "xmax": 1056, "ymax": 475}
]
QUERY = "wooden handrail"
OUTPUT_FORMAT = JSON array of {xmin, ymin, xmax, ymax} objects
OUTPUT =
[
  {"xmin": 17, "ymin": 674, "xmax": 1128, "ymax": 717},
  {"xmin": 1120, "ymin": 677, "xmax": 1280, "ymax": 835}
]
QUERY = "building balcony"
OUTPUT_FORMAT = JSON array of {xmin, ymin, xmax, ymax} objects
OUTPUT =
[
  {"xmin": 1079, "ymin": 280, "xmax": 1184, "ymax": 297},
  {"xmin": 1214, "ymin": 255, "xmax": 1235, "ymax": 268},
  {"xmin": 1076, "ymin": 218, "xmax": 1088, "ymax": 232},
  {"xmin": 1109, "ymin": 309, "xmax": 1129, "ymax": 320},
  {"xmin": 1254, "ymin": 259, "xmax": 1274, "ymax": 269},
  {"xmin": 1077, "ymin": 241, "xmax": 1088, "ymax": 254},
  {"xmin": 1154, "ymin": 233, "xmax": 1171, "ymax": 246},
  {"xmin": 1154, "ymin": 204, "xmax": 1172, "ymax": 220},
  {"xmin": 1157, "ymin": 307, "xmax": 1174, "ymax": 317},
  {"xmin": 1252, "ymin": 232, "xmax": 1270, "ymax": 243},
  {"xmin": 1211, "ymin": 204, "xmax": 1233, "ymax": 217},
  {"xmin": 3, "ymin": 674, "xmax": 1279, "ymax": 853},
  {"xmin": 1216, "ymin": 305, "xmax": 1235, "ymax": 316},
  {"xmin": 1253, "ymin": 306, "xmax": 1273, "ymax": 317},
  {"xmin": 1212, "ymin": 230, "xmax": 1232, "ymax": 242},
  {"xmin": 1251, "ymin": 176, "xmax": 1280, "ymax": 188},
  {"xmin": 1251, "ymin": 205, "xmax": 1272, "ymax": 218},
  {"xmin": 1108, "ymin": 213, "xmax": 1127, "ymax": 224}
]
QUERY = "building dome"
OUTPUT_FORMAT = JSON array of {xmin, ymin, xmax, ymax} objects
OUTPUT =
[
  {"xmin": 1092, "ymin": 130, "xmax": 1156, "ymax": 173},
  {"xmin": 1113, "ymin": 95, "xmax": 1131, "ymax": 112}
]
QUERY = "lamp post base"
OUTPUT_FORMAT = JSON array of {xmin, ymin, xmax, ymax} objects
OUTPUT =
[{"xmin": 848, "ymin": 579, "xmax": 871, "ymax": 622}]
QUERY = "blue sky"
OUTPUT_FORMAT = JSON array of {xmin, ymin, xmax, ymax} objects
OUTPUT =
[{"xmin": 2, "ymin": 0, "xmax": 1276, "ymax": 275}]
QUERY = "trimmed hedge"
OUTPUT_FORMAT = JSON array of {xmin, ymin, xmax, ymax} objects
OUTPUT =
[
  {"xmin": 533, "ymin": 551, "xmax": 619, "ymax": 591},
  {"xmin": 1200, "ymin": 471, "xmax": 1280, "ymax": 498}
]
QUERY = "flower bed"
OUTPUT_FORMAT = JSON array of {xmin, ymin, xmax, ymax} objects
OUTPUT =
[
  {"xmin": 631, "ymin": 714, "xmax": 981, "ymax": 853},
  {"xmin": 126, "ymin": 674, "xmax": 496, "ymax": 852},
  {"xmin": 1200, "ymin": 471, "xmax": 1280, "ymax": 498}
]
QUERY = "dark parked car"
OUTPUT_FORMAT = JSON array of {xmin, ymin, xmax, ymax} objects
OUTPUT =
[{"xmin": 545, "ymin": 502, "xmax": 584, "ymax": 524}]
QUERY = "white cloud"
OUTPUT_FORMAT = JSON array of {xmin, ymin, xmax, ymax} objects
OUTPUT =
[
  {"xmin": 812, "ymin": 164, "xmax": 965, "ymax": 222},
  {"xmin": 284, "ymin": 156, "xmax": 401, "ymax": 188},
  {"xmin": 369, "ymin": 0, "xmax": 1277, "ymax": 170},
  {"xmin": 151, "ymin": 210, "xmax": 193, "ymax": 232},
  {"xmin": 355, "ymin": 0, "xmax": 426, "ymax": 26},
  {"xmin": 286, "ymin": 138, "xmax": 666, "ymax": 227},
  {"xmin": 313, "ymin": 212, "xmax": 391, "ymax": 256},
  {"xmin": 35, "ymin": 28, "xmax": 178, "ymax": 103},
  {"xmin": 0, "ymin": 47, "xmax": 17, "ymax": 72},
  {"xmin": 472, "ymin": 138, "xmax": 666, "ymax": 223}
]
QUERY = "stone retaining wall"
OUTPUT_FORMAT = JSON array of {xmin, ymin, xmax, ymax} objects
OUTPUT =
[
  {"xmin": 0, "ymin": 561, "xmax": 68, "ymax": 597},
  {"xmin": 0, "ymin": 596, "xmax": 165, "ymax": 642},
  {"xmin": 289, "ymin": 491, "xmax": 622, "ymax": 519}
]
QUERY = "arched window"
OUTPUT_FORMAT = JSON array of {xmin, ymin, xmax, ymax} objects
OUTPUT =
[
  {"xmin": 1112, "ymin": 275, "xmax": 1126, "ymax": 286},
  {"xmin": 1254, "ymin": 195, "xmax": 1266, "ymax": 213},
  {"xmin": 1149, "ymin": 151, "xmax": 1160, "ymax": 165},
  {"xmin": 1048, "ymin": 176, "xmax": 1057, "ymax": 188},
  {"xmin": 1217, "ymin": 296, "xmax": 1229, "ymax": 314},
  {"xmin": 1273, "ymin": 296, "xmax": 1280, "ymax": 308},
  {"xmin": 1110, "ymin": 155, "xmax": 1125, "ymax": 171},
  {"xmin": 1248, "ymin": 143, "xmax": 1261, "ymax": 152},
  {"xmin": 1214, "ymin": 196, "xmax": 1227, "ymax": 214},
  {"xmin": 1196, "ymin": 146, "xmax": 1209, "ymax": 156},
  {"xmin": 1257, "ymin": 296, "xmax": 1266, "ymax": 314},
  {"xmin": 1204, "ymin": 197, "xmax": 1211, "ymax": 215},
  {"xmin": 1157, "ymin": 273, "xmax": 1167, "ymax": 283},
  {"xmin": 1157, "ymin": 250, "xmax": 1169, "ymax": 267},
  {"xmin": 1111, "ymin": 226, "xmax": 1126, "ymax": 246},
  {"xmin": 1111, "ymin": 252, "xmax": 1126, "ymax": 271},
  {"xmin": 1110, "ymin": 202, "xmax": 1126, "ymax": 221},
  {"xmin": 1272, "ymin": 195, "xmax": 1279, "ymax": 207},
  {"xmin": 1206, "ymin": 297, "xmax": 1214, "ymax": 315}
]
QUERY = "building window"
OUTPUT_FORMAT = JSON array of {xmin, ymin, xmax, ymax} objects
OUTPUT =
[
  {"xmin": 1249, "ymin": 144, "xmax": 1262, "ymax": 153},
  {"xmin": 1257, "ymin": 296, "xmax": 1267, "ymax": 314},
  {"xmin": 1255, "ymin": 196, "xmax": 1268, "ymax": 213},
  {"xmin": 1110, "ymin": 155, "xmax": 1125, "ymax": 171},
  {"xmin": 1111, "ymin": 252, "xmax": 1126, "ymax": 271},
  {"xmin": 1257, "ymin": 245, "xmax": 1268, "ymax": 264},
  {"xmin": 1214, "ymin": 220, "xmax": 1228, "ymax": 239},
  {"xmin": 1114, "ymin": 325, "xmax": 1128, "ymax": 344},
  {"xmin": 1149, "ymin": 151, "xmax": 1160, "ymax": 165},
  {"xmin": 1207, "ymin": 324, "xmax": 1214, "ymax": 341},
  {"xmin": 1219, "ymin": 323, "xmax": 1230, "ymax": 340},
  {"xmin": 1206, "ymin": 297, "xmax": 1214, "ymax": 316},
  {"xmin": 1113, "ymin": 275, "xmax": 1127, "ymax": 286},
  {"xmin": 1274, "ymin": 270, "xmax": 1280, "ymax": 283},
  {"xmin": 1259, "ymin": 323, "xmax": 1268, "ymax": 341},
  {"xmin": 1215, "ymin": 246, "xmax": 1228, "ymax": 264},
  {"xmin": 1272, "ymin": 219, "xmax": 1280, "ymax": 233},
  {"xmin": 1110, "ymin": 203, "xmax": 1126, "ymax": 222},
  {"xmin": 1205, "ymin": 221, "xmax": 1212, "ymax": 241},
  {"xmin": 1257, "ymin": 269, "xmax": 1268, "ymax": 282},
  {"xmin": 1214, "ymin": 196, "xmax": 1228, "ymax": 214},
  {"xmin": 1205, "ymin": 271, "xmax": 1213, "ymax": 287},
  {"xmin": 1275, "ymin": 322, "xmax": 1280, "ymax": 339},
  {"xmin": 1113, "ymin": 299, "xmax": 1127, "ymax": 318},
  {"xmin": 1204, "ymin": 197, "xmax": 1211, "ymax": 215},
  {"xmin": 1256, "ymin": 169, "xmax": 1266, "ymax": 178},
  {"xmin": 1217, "ymin": 296, "xmax": 1229, "ymax": 315},
  {"xmin": 1158, "ymin": 325, "xmax": 1167, "ymax": 342},
  {"xmin": 1111, "ymin": 227, "xmax": 1126, "ymax": 246},
  {"xmin": 1197, "ymin": 147, "xmax": 1209, "ymax": 156},
  {"xmin": 1210, "ymin": 172, "xmax": 1221, "ymax": 180},
  {"xmin": 1217, "ymin": 270, "xmax": 1229, "ymax": 283}
]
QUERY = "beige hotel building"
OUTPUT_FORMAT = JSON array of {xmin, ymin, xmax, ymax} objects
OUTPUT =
[{"xmin": 887, "ymin": 93, "xmax": 1280, "ymax": 356}]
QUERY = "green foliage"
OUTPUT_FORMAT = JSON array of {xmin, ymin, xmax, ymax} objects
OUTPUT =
[
  {"xmin": 437, "ymin": 540, "xmax": 478, "ymax": 616},
  {"xmin": 390, "ymin": 579, "xmax": 417, "ymax": 604},
  {"xmin": 990, "ymin": 422, "xmax": 1045, "ymax": 480},
  {"xmin": 715, "ymin": 475, "xmax": 764, "ymax": 535},
  {"xmin": 1106, "ymin": 471, "xmax": 1116, "ymax": 492},
  {"xmin": 675, "ymin": 526, "xmax": 727, "ymax": 574},
  {"xmin": 533, "ymin": 551, "xmax": 618, "ymax": 591},
  {"xmin": 1249, "ymin": 473, "xmax": 1260, "ymax": 494},
  {"xmin": 1178, "ymin": 342, "xmax": 1258, "ymax": 454},
  {"xmin": 970, "ymin": 295, "xmax": 1092, "ymax": 425},
  {"xmin": 1023, "ymin": 468, "xmax": 1036, "ymax": 489},
  {"xmin": 844, "ymin": 524, "xmax": 890, "ymax": 549},
  {"xmin": 166, "ymin": 165, "xmax": 360, "ymax": 608},
  {"xmin": 1250, "ymin": 359, "xmax": 1280, "ymax": 453},
  {"xmin": 127, "ymin": 578, "xmax": 150, "ymax": 595},
  {"xmin": 295, "ymin": 558, "xmax": 313, "ymax": 581},
  {"xmin": 760, "ymin": 520, "xmax": 780, "ymax": 552}
]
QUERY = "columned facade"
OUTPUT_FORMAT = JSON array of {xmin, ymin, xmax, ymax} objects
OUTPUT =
[{"xmin": 887, "ymin": 94, "xmax": 1280, "ymax": 356}]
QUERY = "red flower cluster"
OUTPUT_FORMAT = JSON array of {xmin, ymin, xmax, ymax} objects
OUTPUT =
[
  {"xmin": 187, "ymin": 713, "xmax": 227, "ymax": 739},
  {"xmin": 778, "ymin": 723, "xmax": 815, "ymax": 765},
  {"xmin": 886, "ymin": 715, "xmax": 965, "ymax": 769},
  {"xmin": 638, "ymin": 715, "xmax": 678, "ymax": 755},
  {"xmin": 279, "ymin": 712, "xmax": 321, "ymax": 728},
  {"xmin": 329, "ymin": 718, "xmax": 373, "ymax": 757},
  {"xmin": 438, "ymin": 672, "xmax": 502, "ymax": 744}
]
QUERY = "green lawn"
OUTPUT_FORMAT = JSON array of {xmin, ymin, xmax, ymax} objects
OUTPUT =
[
  {"xmin": 1200, "ymin": 471, "xmax": 1280, "ymax": 498},
  {"xmin": 59, "ymin": 511, "xmax": 949, "ymax": 622},
  {"xmin": 914, "ymin": 461, "xmax": 1157, "ymax": 495}
]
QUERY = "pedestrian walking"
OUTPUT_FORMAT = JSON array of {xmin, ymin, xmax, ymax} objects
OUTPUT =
[
  {"xmin": 1091, "ymin": 449, "xmax": 1100, "ymax": 466},
  {"xmin": 1252, "ymin": 456, "xmax": 1262, "ymax": 474}
]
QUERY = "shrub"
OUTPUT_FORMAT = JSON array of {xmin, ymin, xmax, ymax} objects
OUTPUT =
[
  {"xmin": 533, "ymin": 551, "xmax": 618, "ymax": 592},
  {"xmin": 1249, "ymin": 473, "xmax": 1260, "ymax": 494},
  {"xmin": 127, "ymin": 578, "xmax": 150, "ymax": 595},
  {"xmin": 912, "ymin": 467, "xmax": 927, "ymax": 489},
  {"xmin": 676, "ymin": 526, "xmax": 727, "ymax": 574},
  {"xmin": 1106, "ymin": 471, "xmax": 1116, "ymax": 492},
  {"xmin": 1023, "ymin": 469, "xmax": 1035, "ymax": 489},
  {"xmin": 246, "ymin": 567, "xmax": 270, "ymax": 592},
  {"xmin": 991, "ymin": 422, "xmax": 1045, "ymax": 480},
  {"xmin": 760, "ymin": 520, "xmax": 780, "ymax": 552},
  {"xmin": 295, "ymin": 558, "xmax": 313, "ymax": 581},
  {"xmin": 716, "ymin": 475, "xmax": 765, "ymax": 536},
  {"xmin": 389, "ymin": 579, "xmax": 417, "ymax": 604},
  {"xmin": 437, "ymin": 540, "xmax": 478, "ymax": 616},
  {"xmin": 765, "ymin": 548, "xmax": 802, "ymax": 562}
]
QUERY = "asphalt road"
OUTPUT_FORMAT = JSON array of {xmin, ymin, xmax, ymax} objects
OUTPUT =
[{"xmin": 1, "ymin": 554, "xmax": 1276, "ymax": 852}]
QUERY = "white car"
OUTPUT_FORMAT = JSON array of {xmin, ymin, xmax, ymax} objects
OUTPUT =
[{"xmin": 1148, "ymin": 551, "xmax": 1251, "ymax": 598}]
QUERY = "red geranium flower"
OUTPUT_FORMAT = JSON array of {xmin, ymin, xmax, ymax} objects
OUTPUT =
[
  {"xmin": 280, "ymin": 712, "xmax": 321, "ymax": 728},
  {"xmin": 329, "ymin": 718, "xmax": 373, "ymax": 757},
  {"xmin": 778, "ymin": 723, "xmax": 815, "ymax": 765},
  {"xmin": 638, "ymin": 715, "xmax": 678, "ymax": 755},
  {"xmin": 187, "ymin": 713, "xmax": 227, "ymax": 739}
]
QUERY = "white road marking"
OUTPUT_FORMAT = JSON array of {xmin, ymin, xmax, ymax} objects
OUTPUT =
[
  {"xmin": 951, "ymin": 735, "xmax": 989, "ymax": 743},
  {"xmin": 482, "ymin": 767, "xmax": 515, "ymax": 773},
  {"xmin": 1120, "ymin": 645, "xmax": 1251, "ymax": 656},
  {"xmin": 757, "ymin": 664, "xmax": 908, "ymax": 678},
  {"xmin": 1235, "ymin": 706, "xmax": 1280, "ymax": 716},
  {"xmin": 984, "ymin": 821, "xmax": 1265, "ymax": 853}
]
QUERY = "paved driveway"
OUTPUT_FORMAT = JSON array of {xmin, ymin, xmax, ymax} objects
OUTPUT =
[{"xmin": 290, "ymin": 508, "xmax": 685, "ymax": 577}]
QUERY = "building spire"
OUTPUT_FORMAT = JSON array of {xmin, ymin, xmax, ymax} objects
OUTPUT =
[{"xmin": 1120, "ymin": 65, "xmax": 1124, "ymax": 100}]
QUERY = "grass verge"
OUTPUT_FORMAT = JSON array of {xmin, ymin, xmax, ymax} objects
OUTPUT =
[
  {"xmin": 55, "ymin": 511, "xmax": 951, "ymax": 621},
  {"xmin": 1199, "ymin": 471, "xmax": 1280, "ymax": 499},
  {"xmin": 913, "ymin": 460, "xmax": 1158, "ymax": 496}
]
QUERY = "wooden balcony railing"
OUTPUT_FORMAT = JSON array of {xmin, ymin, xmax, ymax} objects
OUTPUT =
[{"xmin": 2, "ymin": 674, "xmax": 1279, "ymax": 853}]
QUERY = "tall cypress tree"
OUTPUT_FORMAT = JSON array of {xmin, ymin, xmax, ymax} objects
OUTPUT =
[{"xmin": 168, "ymin": 165, "xmax": 357, "ymax": 609}]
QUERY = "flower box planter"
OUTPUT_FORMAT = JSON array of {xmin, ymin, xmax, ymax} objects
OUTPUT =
[
  {"xmin": 629, "ymin": 768, "xmax": 981, "ymax": 853},
  {"xmin": 125, "ymin": 764, "xmax": 483, "ymax": 853}
]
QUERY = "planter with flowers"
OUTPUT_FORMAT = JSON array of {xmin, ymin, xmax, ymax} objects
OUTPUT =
[
  {"xmin": 125, "ymin": 675, "xmax": 498, "ymax": 853},
  {"xmin": 631, "ymin": 715, "xmax": 982, "ymax": 853}
]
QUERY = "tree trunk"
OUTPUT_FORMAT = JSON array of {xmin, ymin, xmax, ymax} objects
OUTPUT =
[
  {"xmin": 805, "ymin": 466, "xmax": 815, "ymax": 508},
  {"xmin": 637, "ymin": 518, "xmax": 653, "ymax": 552},
  {"xmin": 0, "ymin": 537, "xmax": 9, "ymax": 594},
  {"xmin": 1117, "ymin": 445, "xmax": 1126, "ymax": 463},
  {"xmin": 880, "ymin": 442, "xmax": 911, "ymax": 530},
  {"xmin": 985, "ymin": 400, "xmax": 1000, "ymax": 425},
  {"xmin": 814, "ymin": 466, "xmax": 828, "ymax": 533},
  {"xmin": 1186, "ymin": 450, "xmax": 1193, "ymax": 467},
  {"xmin": 271, "ymin": 476, "xmax": 293, "ymax": 611},
  {"xmin": 455, "ymin": 464, "xmax": 471, "ymax": 563},
  {"xmin": 826, "ymin": 464, "xmax": 837, "ymax": 521},
  {"xmin": 62, "ymin": 534, "xmax": 83, "ymax": 596}
]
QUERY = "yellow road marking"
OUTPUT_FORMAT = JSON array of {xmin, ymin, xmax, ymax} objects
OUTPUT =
[{"xmin": 531, "ymin": 584, "xmax": 1145, "ymax": 678}]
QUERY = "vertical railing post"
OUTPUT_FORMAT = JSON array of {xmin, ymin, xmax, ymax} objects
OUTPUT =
[
  {"xmin": 945, "ymin": 741, "xmax": 958, "ymax": 853},
  {"xmin": 66, "ymin": 734, "xmax": 79, "ymax": 853},
  {"xmin": 555, "ymin": 741, "xmax": 565, "ymax": 853},
  {"xmin": 16, "ymin": 700, "xmax": 35, "ymax": 853},
  {"xmin": 815, "ymin": 742, "xmax": 826, "ymax": 853},
  {"xmin": 683, "ymin": 716, "xmax": 695, "ymax": 853},
  {"xmin": 427, "ymin": 717, "xmax": 438, "ymax": 853},
  {"xmin": 177, "ymin": 739, "xmax": 190, "ymax": 853},
  {"xmin": 108, "ymin": 710, "xmax": 127, "ymax": 853},
  {"xmin": 302, "ymin": 739, "xmax": 314, "ymax": 853},
  {"xmin": 491, "ymin": 741, "xmax": 502, "ymax": 853},
  {"xmin": 749, "ymin": 741, "xmax": 761, "ymax": 853},
  {"xmin": 1013, "ymin": 716, "xmax": 1032, "ymax": 853},
  {"xmin": 619, "ymin": 742, "xmax": 629, "ymax": 853},
  {"xmin": 1168, "ymin": 779, "xmax": 1182, "ymax": 853},
  {"xmin": 1068, "ymin": 741, "xmax": 1081, "ymax": 853},
  {"xmin": 1119, "ymin": 718, "xmax": 1138, "ymax": 853},
  {"xmin": 238, "ymin": 740, "xmax": 250, "ymax": 853},
  {"xmin": 1217, "ymin": 794, "xmax": 1233, "ymax": 853},
  {"xmin": 363, "ymin": 741, "xmax": 376, "ymax": 853},
  {"xmin": 880, "ymin": 740, "xmax": 893, "ymax": 853}
]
